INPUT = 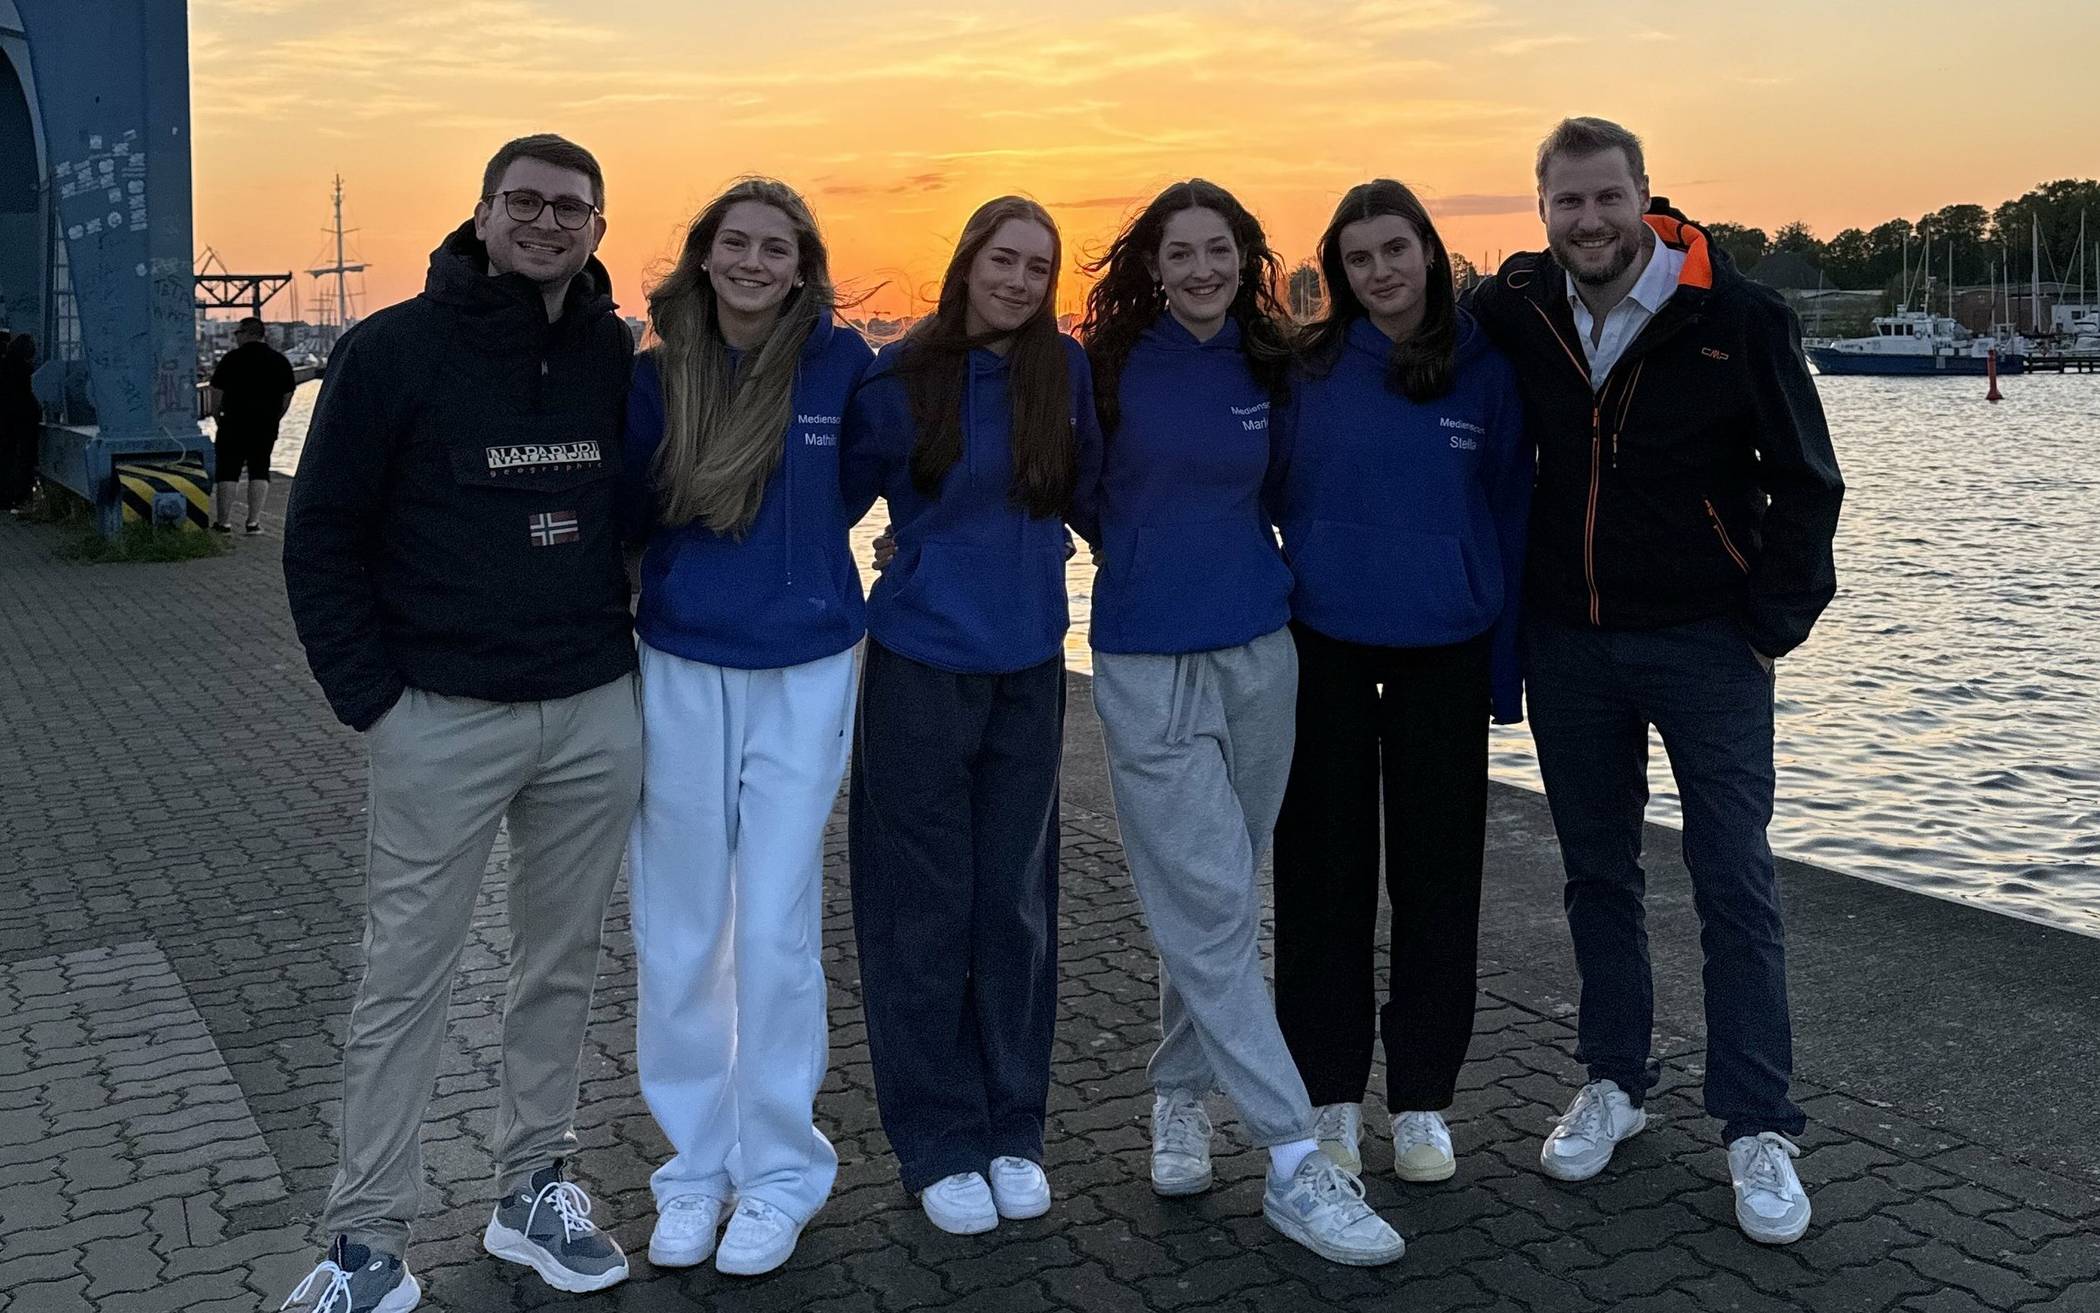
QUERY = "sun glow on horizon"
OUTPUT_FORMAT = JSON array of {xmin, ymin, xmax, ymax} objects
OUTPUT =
[{"xmin": 187, "ymin": 0, "xmax": 2100, "ymax": 324}]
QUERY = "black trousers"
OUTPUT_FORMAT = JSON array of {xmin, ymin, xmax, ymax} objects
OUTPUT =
[
  {"xmin": 848, "ymin": 639, "xmax": 1065, "ymax": 1193},
  {"xmin": 1273, "ymin": 621, "xmax": 1490, "ymax": 1112}
]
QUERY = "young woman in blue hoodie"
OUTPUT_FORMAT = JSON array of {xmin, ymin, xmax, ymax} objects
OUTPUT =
[
  {"xmin": 1076, "ymin": 180, "xmax": 1404, "ymax": 1268},
  {"xmin": 840, "ymin": 196, "xmax": 1102, "ymax": 1238},
  {"xmin": 621, "ymin": 178, "xmax": 874, "ymax": 1277},
  {"xmin": 1270, "ymin": 180, "xmax": 1532, "ymax": 1185}
]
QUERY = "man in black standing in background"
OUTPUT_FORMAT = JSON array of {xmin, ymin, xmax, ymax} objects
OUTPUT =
[{"xmin": 207, "ymin": 316, "xmax": 297, "ymax": 533}]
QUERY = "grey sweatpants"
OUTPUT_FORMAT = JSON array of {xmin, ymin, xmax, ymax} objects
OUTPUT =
[
  {"xmin": 1092, "ymin": 626, "xmax": 1315, "ymax": 1146},
  {"xmin": 321, "ymin": 676, "xmax": 642, "ymax": 1252}
]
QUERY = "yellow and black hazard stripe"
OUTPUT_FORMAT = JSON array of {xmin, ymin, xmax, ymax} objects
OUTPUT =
[{"xmin": 114, "ymin": 459, "xmax": 214, "ymax": 530}]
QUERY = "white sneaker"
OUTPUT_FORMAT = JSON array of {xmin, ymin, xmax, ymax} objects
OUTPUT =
[
  {"xmin": 1314, "ymin": 1102, "xmax": 1364, "ymax": 1174},
  {"xmin": 1729, "ymin": 1132, "xmax": 1812, "ymax": 1244},
  {"xmin": 920, "ymin": 1172, "xmax": 998, "ymax": 1235},
  {"xmin": 1261, "ymin": 1152, "xmax": 1405, "ymax": 1267},
  {"xmin": 1150, "ymin": 1090, "xmax": 1214, "ymax": 1197},
  {"xmin": 714, "ymin": 1197, "xmax": 803, "ymax": 1275},
  {"xmin": 1391, "ymin": 1110, "xmax": 1455, "ymax": 1183},
  {"xmin": 988, "ymin": 1155, "xmax": 1051, "ymax": 1219},
  {"xmin": 647, "ymin": 1194, "xmax": 726, "ymax": 1268},
  {"xmin": 1539, "ymin": 1079, "xmax": 1647, "ymax": 1181}
]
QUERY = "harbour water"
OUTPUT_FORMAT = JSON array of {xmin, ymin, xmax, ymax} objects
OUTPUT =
[{"xmin": 264, "ymin": 372, "xmax": 2100, "ymax": 935}]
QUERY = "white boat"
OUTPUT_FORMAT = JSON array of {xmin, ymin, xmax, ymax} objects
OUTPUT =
[{"xmin": 1807, "ymin": 306, "xmax": 2030, "ymax": 376}]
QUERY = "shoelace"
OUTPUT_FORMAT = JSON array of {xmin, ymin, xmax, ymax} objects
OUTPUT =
[
  {"xmin": 1156, "ymin": 1096, "xmax": 1209, "ymax": 1154},
  {"xmin": 1299, "ymin": 1158, "xmax": 1374, "ymax": 1220},
  {"xmin": 1392, "ymin": 1111, "xmax": 1444, "ymax": 1154},
  {"xmin": 1555, "ymin": 1083, "xmax": 1608, "ymax": 1141},
  {"xmin": 1314, "ymin": 1104, "xmax": 1358, "ymax": 1144},
  {"xmin": 1740, "ymin": 1132, "xmax": 1802, "ymax": 1196},
  {"xmin": 279, "ymin": 1261, "xmax": 350, "ymax": 1313},
  {"xmin": 527, "ymin": 1179, "xmax": 598, "ymax": 1242}
]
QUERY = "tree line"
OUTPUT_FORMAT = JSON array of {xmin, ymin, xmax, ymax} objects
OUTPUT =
[{"xmin": 1703, "ymin": 178, "xmax": 2100, "ymax": 291}]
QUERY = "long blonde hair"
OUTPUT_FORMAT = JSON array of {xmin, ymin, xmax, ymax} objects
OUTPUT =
[{"xmin": 647, "ymin": 178, "xmax": 834, "ymax": 536}]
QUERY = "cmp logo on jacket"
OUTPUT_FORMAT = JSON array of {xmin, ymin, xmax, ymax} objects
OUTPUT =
[
  {"xmin": 1440, "ymin": 416, "xmax": 1484, "ymax": 450},
  {"xmin": 798, "ymin": 414, "xmax": 841, "ymax": 447},
  {"xmin": 485, "ymin": 441, "xmax": 603, "ymax": 474}
]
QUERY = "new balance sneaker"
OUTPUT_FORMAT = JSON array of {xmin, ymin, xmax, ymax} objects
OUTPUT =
[
  {"xmin": 1261, "ymin": 1152, "xmax": 1406, "ymax": 1267},
  {"xmin": 278, "ymin": 1236, "xmax": 419, "ymax": 1313},
  {"xmin": 1150, "ymin": 1089, "xmax": 1214, "ymax": 1197},
  {"xmin": 1729, "ymin": 1132, "xmax": 1812, "ymax": 1244},
  {"xmin": 483, "ymin": 1161, "xmax": 629, "ymax": 1293},
  {"xmin": 647, "ymin": 1193, "xmax": 727, "ymax": 1268},
  {"xmin": 1539, "ymin": 1080, "xmax": 1647, "ymax": 1182},
  {"xmin": 1314, "ymin": 1102, "xmax": 1364, "ymax": 1174},
  {"xmin": 714, "ymin": 1197, "xmax": 803, "ymax": 1276},
  {"xmin": 1391, "ymin": 1110, "xmax": 1456, "ymax": 1183},
  {"xmin": 920, "ymin": 1171, "xmax": 998, "ymax": 1235},
  {"xmin": 988, "ymin": 1155, "xmax": 1051, "ymax": 1219}
]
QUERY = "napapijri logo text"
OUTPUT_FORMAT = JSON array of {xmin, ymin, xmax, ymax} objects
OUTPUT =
[
  {"xmin": 486, "ymin": 441, "xmax": 601, "ymax": 471},
  {"xmin": 1233, "ymin": 401, "xmax": 1270, "ymax": 431}
]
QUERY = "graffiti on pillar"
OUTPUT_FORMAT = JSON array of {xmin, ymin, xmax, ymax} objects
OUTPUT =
[{"xmin": 54, "ymin": 129, "xmax": 147, "ymax": 238}]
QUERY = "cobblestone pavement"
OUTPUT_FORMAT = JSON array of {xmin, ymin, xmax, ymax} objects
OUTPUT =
[{"xmin": 2, "ymin": 504, "xmax": 2097, "ymax": 1313}]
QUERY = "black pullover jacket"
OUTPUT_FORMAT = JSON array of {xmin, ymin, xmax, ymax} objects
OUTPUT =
[
  {"xmin": 284, "ymin": 223, "xmax": 637, "ymax": 731},
  {"xmin": 1468, "ymin": 201, "xmax": 1844, "ymax": 658}
]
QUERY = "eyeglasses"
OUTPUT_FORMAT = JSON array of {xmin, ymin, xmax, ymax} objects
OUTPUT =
[{"xmin": 485, "ymin": 189, "xmax": 599, "ymax": 230}]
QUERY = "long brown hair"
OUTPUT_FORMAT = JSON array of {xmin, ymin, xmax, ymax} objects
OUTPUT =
[
  {"xmin": 646, "ymin": 178, "xmax": 833, "ymax": 536},
  {"xmin": 898, "ymin": 196, "xmax": 1074, "ymax": 519},
  {"xmin": 1299, "ymin": 179, "xmax": 1459, "ymax": 402},
  {"xmin": 1077, "ymin": 179, "xmax": 1292, "ymax": 436}
]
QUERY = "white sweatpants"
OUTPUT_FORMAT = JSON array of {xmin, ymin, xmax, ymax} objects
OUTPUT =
[{"xmin": 629, "ymin": 640, "xmax": 858, "ymax": 1223}]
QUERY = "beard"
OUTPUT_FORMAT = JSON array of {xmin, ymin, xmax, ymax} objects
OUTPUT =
[{"xmin": 1555, "ymin": 229, "xmax": 1643, "ymax": 288}]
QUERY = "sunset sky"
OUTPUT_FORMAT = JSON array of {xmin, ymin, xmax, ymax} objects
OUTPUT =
[{"xmin": 186, "ymin": 0, "xmax": 2100, "ymax": 321}]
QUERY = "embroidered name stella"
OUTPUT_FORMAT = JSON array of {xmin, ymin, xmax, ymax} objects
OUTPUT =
[{"xmin": 485, "ymin": 441, "xmax": 601, "ymax": 471}]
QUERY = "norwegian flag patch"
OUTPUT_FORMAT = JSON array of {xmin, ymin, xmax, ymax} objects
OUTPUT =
[{"xmin": 528, "ymin": 511, "xmax": 580, "ymax": 546}]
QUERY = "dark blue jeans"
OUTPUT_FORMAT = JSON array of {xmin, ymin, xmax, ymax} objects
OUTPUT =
[
  {"xmin": 848, "ymin": 640, "xmax": 1064, "ymax": 1194},
  {"xmin": 1524, "ymin": 615, "xmax": 1804, "ymax": 1145}
]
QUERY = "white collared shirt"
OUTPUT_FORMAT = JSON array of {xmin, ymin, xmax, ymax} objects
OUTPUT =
[{"xmin": 1568, "ymin": 229, "xmax": 1685, "ymax": 389}]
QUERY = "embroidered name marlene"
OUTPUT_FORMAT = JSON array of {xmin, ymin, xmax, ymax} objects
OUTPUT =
[{"xmin": 486, "ymin": 441, "xmax": 601, "ymax": 471}]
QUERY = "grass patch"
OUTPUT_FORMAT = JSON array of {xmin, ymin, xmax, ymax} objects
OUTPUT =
[{"xmin": 59, "ymin": 520, "xmax": 228, "ymax": 564}]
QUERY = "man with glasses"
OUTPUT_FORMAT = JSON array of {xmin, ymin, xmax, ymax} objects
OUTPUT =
[{"xmin": 282, "ymin": 134, "xmax": 640, "ymax": 1311}]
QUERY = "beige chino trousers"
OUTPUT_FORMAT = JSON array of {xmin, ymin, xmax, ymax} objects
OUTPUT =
[{"xmin": 321, "ymin": 675, "xmax": 642, "ymax": 1253}]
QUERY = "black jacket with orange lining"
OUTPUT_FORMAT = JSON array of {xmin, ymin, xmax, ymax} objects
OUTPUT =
[{"xmin": 1468, "ymin": 200, "xmax": 1844, "ymax": 659}]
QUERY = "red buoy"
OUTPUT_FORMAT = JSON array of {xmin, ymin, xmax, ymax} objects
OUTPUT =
[{"xmin": 1986, "ymin": 349, "xmax": 2003, "ymax": 402}]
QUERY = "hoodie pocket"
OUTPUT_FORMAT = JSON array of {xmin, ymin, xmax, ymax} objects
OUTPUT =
[
  {"xmin": 890, "ymin": 538, "xmax": 1066, "ymax": 661},
  {"xmin": 1293, "ymin": 519, "xmax": 1487, "ymax": 639},
  {"xmin": 1109, "ymin": 516, "xmax": 1291, "ymax": 635}
]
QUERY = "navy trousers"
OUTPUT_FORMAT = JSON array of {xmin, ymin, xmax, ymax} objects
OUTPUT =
[
  {"xmin": 1524, "ymin": 614, "xmax": 1805, "ymax": 1145},
  {"xmin": 848, "ymin": 639, "xmax": 1064, "ymax": 1193}
]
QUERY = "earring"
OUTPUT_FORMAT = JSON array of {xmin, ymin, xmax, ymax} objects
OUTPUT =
[
  {"xmin": 795, "ymin": 279, "xmax": 805, "ymax": 289},
  {"xmin": 700, "ymin": 263, "xmax": 710, "ymax": 273}
]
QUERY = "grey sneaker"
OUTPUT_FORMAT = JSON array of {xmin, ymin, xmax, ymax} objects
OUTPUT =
[
  {"xmin": 1313, "ymin": 1102, "xmax": 1364, "ymax": 1174},
  {"xmin": 482, "ymin": 1161, "xmax": 629, "ymax": 1293},
  {"xmin": 1540, "ymin": 1079, "xmax": 1647, "ymax": 1182},
  {"xmin": 1262, "ymin": 1153, "xmax": 1406, "ymax": 1266},
  {"xmin": 1729, "ymin": 1132, "xmax": 1812, "ymax": 1244},
  {"xmin": 1150, "ymin": 1089, "xmax": 1214, "ymax": 1197},
  {"xmin": 278, "ymin": 1237, "xmax": 420, "ymax": 1313}
]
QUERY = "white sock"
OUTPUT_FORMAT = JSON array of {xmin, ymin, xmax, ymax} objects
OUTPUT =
[
  {"xmin": 246, "ymin": 479, "xmax": 270, "ymax": 525},
  {"xmin": 1269, "ymin": 1138, "xmax": 1321, "ymax": 1180},
  {"xmin": 213, "ymin": 482, "xmax": 236, "ymax": 526}
]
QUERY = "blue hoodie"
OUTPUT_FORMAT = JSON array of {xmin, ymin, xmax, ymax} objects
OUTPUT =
[
  {"xmin": 841, "ymin": 333, "xmax": 1104, "ymax": 674},
  {"xmin": 1273, "ymin": 310, "xmax": 1532, "ymax": 722},
  {"xmin": 1089, "ymin": 315, "xmax": 1292, "ymax": 655},
  {"xmin": 621, "ymin": 316, "xmax": 876, "ymax": 670}
]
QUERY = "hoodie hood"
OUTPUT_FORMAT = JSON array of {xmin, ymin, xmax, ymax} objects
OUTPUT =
[
  {"xmin": 424, "ymin": 221, "xmax": 617, "ymax": 345},
  {"xmin": 1139, "ymin": 312, "xmax": 1243, "ymax": 354}
]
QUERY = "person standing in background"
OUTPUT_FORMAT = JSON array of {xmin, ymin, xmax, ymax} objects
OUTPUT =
[{"xmin": 207, "ymin": 316, "xmax": 296, "ymax": 534}]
